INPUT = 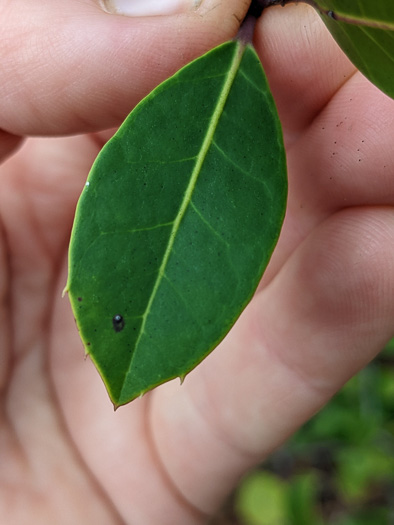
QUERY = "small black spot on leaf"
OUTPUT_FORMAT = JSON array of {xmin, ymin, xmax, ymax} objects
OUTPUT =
[{"xmin": 113, "ymin": 314, "xmax": 125, "ymax": 333}]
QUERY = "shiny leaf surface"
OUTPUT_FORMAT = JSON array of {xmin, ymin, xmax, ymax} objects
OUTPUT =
[
  {"xmin": 67, "ymin": 41, "xmax": 287, "ymax": 407},
  {"xmin": 314, "ymin": 0, "xmax": 394, "ymax": 99}
]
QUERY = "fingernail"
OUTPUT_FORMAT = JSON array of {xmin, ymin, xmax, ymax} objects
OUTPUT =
[{"xmin": 101, "ymin": 0, "xmax": 201, "ymax": 16}]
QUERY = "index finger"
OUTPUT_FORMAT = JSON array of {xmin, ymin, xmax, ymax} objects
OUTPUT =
[{"xmin": 0, "ymin": 0, "xmax": 250, "ymax": 138}]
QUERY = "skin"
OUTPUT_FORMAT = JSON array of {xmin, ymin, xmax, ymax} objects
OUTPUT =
[{"xmin": 1, "ymin": 0, "xmax": 394, "ymax": 523}]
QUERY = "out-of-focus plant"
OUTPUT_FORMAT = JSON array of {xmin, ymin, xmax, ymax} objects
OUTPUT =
[{"xmin": 233, "ymin": 339, "xmax": 394, "ymax": 525}]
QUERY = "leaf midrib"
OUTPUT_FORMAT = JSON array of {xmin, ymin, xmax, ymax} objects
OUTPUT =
[
  {"xmin": 330, "ymin": 14, "xmax": 394, "ymax": 31},
  {"xmin": 314, "ymin": 1, "xmax": 394, "ymax": 31},
  {"xmin": 118, "ymin": 41, "xmax": 246, "ymax": 401}
]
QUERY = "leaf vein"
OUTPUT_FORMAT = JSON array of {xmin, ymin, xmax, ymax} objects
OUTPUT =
[
  {"xmin": 190, "ymin": 201, "xmax": 231, "ymax": 248},
  {"xmin": 239, "ymin": 68, "xmax": 263, "ymax": 93},
  {"xmin": 212, "ymin": 140, "xmax": 271, "ymax": 194}
]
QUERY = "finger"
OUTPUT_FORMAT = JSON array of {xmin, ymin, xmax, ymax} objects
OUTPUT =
[
  {"xmin": 263, "ymin": 71, "xmax": 394, "ymax": 284},
  {"xmin": 0, "ymin": 135, "xmax": 100, "ymax": 374},
  {"xmin": 149, "ymin": 206, "xmax": 394, "ymax": 514},
  {"xmin": 286, "ymin": 74, "xmax": 394, "ymax": 216},
  {"xmin": 254, "ymin": 4, "xmax": 356, "ymax": 145},
  {"xmin": 0, "ymin": 224, "xmax": 11, "ymax": 393},
  {"xmin": 0, "ymin": 136, "xmax": 99, "ymax": 263},
  {"xmin": 0, "ymin": 0, "xmax": 250, "ymax": 136}
]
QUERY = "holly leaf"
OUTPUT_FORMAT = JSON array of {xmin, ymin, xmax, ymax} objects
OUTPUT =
[
  {"xmin": 66, "ymin": 41, "xmax": 287, "ymax": 407},
  {"xmin": 314, "ymin": 0, "xmax": 394, "ymax": 99}
]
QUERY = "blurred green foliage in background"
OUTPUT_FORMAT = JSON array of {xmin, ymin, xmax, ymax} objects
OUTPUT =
[{"xmin": 213, "ymin": 340, "xmax": 394, "ymax": 525}]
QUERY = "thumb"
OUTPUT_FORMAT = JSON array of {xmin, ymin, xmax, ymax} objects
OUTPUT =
[{"xmin": 0, "ymin": 0, "xmax": 249, "ymax": 137}]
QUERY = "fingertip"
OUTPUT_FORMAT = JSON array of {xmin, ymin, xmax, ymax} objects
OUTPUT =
[
  {"xmin": 254, "ymin": 3, "xmax": 355, "ymax": 143},
  {"xmin": 0, "ymin": 0, "xmax": 250, "ymax": 136}
]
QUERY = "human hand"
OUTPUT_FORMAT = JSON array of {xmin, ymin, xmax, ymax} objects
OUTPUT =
[{"xmin": 1, "ymin": 2, "xmax": 394, "ymax": 524}]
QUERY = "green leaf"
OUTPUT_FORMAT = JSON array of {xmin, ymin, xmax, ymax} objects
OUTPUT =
[
  {"xmin": 66, "ymin": 40, "xmax": 287, "ymax": 407},
  {"xmin": 314, "ymin": 0, "xmax": 394, "ymax": 99},
  {"xmin": 288, "ymin": 473, "xmax": 324, "ymax": 525},
  {"xmin": 235, "ymin": 471, "xmax": 289, "ymax": 525},
  {"xmin": 335, "ymin": 446, "xmax": 394, "ymax": 503}
]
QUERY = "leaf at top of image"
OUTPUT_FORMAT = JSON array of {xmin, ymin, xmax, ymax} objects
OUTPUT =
[
  {"xmin": 314, "ymin": 0, "xmax": 394, "ymax": 99},
  {"xmin": 66, "ymin": 40, "xmax": 287, "ymax": 408}
]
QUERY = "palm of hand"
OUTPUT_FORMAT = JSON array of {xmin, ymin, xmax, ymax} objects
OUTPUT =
[{"xmin": 0, "ymin": 5, "xmax": 394, "ymax": 525}]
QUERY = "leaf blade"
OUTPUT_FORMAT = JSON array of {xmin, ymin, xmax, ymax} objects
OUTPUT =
[
  {"xmin": 67, "ymin": 41, "xmax": 287, "ymax": 407},
  {"xmin": 314, "ymin": 0, "xmax": 394, "ymax": 99}
]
